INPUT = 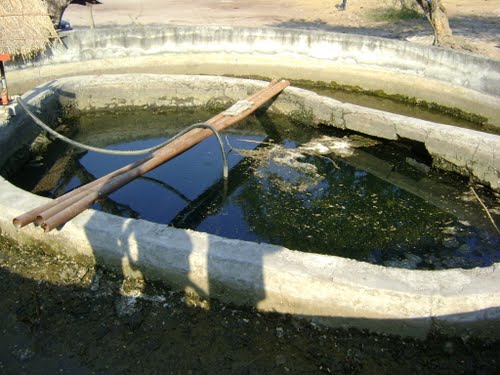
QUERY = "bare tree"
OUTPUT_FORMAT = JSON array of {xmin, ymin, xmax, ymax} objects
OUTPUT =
[
  {"xmin": 414, "ymin": 0, "xmax": 453, "ymax": 46},
  {"xmin": 44, "ymin": 0, "xmax": 101, "ymax": 27},
  {"xmin": 44, "ymin": 0, "xmax": 73, "ymax": 26}
]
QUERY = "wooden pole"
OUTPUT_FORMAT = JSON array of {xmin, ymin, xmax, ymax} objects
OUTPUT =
[{"xmin": 0, "ymin": 54, "xmax": 11, "ymax": 105}]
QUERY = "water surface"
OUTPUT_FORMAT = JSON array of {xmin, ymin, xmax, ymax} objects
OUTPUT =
[{"xmin": 10, "ymin": 107, "xmax": 499, "ymax": 269}]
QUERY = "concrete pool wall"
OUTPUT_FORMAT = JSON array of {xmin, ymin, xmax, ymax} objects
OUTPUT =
[
  {"xmin": 6, "ymin": 25, "xmax": 500, "ymax": 128},
  {"xmin": 1, "ymin": 74, "xmax": 499, "ymax": 339}
]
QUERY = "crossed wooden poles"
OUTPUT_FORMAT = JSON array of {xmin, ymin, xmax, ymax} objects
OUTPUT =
[{"xmin": 13, "ymin": 79, "xmax": 290, "ymax": 232}]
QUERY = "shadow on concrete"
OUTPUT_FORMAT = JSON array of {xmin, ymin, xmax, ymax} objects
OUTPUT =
[
  {"xmin": 271, "ymin": 14, "xmax": 500, "ymax": 45},
  {"xmin": 1, "ymin": 257, "xmax": 499, "ymax": 375},
  {"xmin": 77, "ymin": 115, "xmax": 283, "ymax": 311},
  {"xmin": 0, "ymin": 80, "xmax": 73, "ymax": 177}
]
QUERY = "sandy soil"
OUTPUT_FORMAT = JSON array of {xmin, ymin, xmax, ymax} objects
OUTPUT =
[{"xmin": 63, "ymin": 0, "xmax": 500, "ymax": 60}]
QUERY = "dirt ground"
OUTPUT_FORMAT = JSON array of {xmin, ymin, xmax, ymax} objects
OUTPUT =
[
  {"xmin": 1, "ymin": 232, "xmax": 499, "ymax": 374},
  {"xmin": 63, "ymin": 0, "xmax": 500, "ymax": 60}
]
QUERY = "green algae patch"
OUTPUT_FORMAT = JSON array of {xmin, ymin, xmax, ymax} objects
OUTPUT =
[
  {"xmin": 0, "ymin": 230, "xmax": 96, "ymax": 281},
  {"xmin": 367, "ymin": 5, "xmax": 421, "ymax": 22},
  {"xmin": 294, "ymin": 79, "xmax": 490, "ymax": 127},
  {"xmin": 222, "ymin": 75, "xmax": 493, "ymax": 132},
  {"xmin": 289, "ymin": 108, "xmax": 316, "ymax": 127}
]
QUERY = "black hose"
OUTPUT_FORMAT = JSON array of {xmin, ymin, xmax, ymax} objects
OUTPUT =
[{"xmin": 16, "ymin": 97, "xmax": 228, "ymax": 179}]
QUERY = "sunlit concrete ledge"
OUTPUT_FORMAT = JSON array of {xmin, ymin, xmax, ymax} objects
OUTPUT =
[
  {"xmin": 6, "ymin": 25, "xmax": 500, "ymax": 128},
  {"xmin": 0, "ymin": 75, "xmax": 499, "ymax": 339}
]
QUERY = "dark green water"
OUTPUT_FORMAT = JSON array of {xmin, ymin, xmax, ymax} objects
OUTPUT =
[{"xmin": 10, "ymin": 107, "xmax": 500, "ymax": 269}]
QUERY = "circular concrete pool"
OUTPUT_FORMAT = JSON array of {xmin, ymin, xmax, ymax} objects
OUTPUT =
[
  {"xmin": 1, "ymin": 26, "xmax": 499, "ymax": 338},
  {"xmin": 8, "ymin": 95, "xmax": 499, "ymax": 270}
]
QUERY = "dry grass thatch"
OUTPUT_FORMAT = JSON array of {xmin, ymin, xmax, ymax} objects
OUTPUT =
[{"xmin": 0, "ymin": 0, "xmax": 59, "ymax": 60}]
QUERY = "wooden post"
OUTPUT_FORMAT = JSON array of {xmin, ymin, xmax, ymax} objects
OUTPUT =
[{"xmin": 0, "ymin": 54, "xmax": 11, "ymax": 105}]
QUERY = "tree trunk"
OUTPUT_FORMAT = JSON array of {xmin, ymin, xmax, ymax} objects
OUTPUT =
[
  {"xmin": 415, "ymin": 0, "xmax": 453, "ymax": 46},
  {"xmin": 44, "ymin": 0, "xmax": 73, "ymax": 26},
  {"xmin": 87, "ymin": 3, "xmax": 95, "ymax": 29}
]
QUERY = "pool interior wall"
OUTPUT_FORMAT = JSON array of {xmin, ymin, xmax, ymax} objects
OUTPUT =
[{"xmin": 0, "ymin": 74, "xmax": 499, "ymax": 339}]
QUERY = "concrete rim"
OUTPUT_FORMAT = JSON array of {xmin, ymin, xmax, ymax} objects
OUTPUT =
[
  {"xmin": 1, "ymin": 74, "xmax": 499, "ymax": 339},
  {"xmin": 7, "ymin": 25, "xmax": 500, "ymax": 128}
]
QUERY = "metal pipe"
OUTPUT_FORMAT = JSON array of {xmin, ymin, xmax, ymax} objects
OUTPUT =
[
  {"xmin": 41, "ymin": 80, "xmax": 289, "ymax": 231},
  {"xmin": 35, "ymin": 188, "xmax": 93, "ymax": 225},
  {"xmin": 14, "ymin": 80, "xmax": 280, "ymax": 228},
  {"xmin": 13, "ymin": 155, "xmax": 153, "ymax": 227}
]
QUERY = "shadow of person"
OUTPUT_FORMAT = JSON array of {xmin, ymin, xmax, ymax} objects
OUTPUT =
[
  {"xmin": 80, "ymin": 209, "xmax": 206, "ymax": 337},
  {"xmin": 78, "ymin": 114, "xmax": 283, "ymax": 318}
]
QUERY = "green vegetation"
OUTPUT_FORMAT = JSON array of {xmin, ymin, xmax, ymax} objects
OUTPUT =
[
  {"xmin": 289, "ymin": 108, "xmax": 315, "ymax": 127},
  {"xmin": 367, "ymin": 4, "xmax": 422, "ymax": 22}
]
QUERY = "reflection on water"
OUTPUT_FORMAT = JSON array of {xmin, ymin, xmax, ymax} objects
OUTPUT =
[{"xmin": 10, "ymin": 108, "xmax": 500, "ymax": 269}]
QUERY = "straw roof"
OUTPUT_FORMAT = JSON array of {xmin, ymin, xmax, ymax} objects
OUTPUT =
[{"xmin": 0, "ymin": 0, "xmax": 59, "ymax": 60}]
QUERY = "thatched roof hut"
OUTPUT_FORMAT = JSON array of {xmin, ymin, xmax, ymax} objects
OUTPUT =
[{"xmin": 0, "ymin": 0, "xmax": 59, "ymax": 60}]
